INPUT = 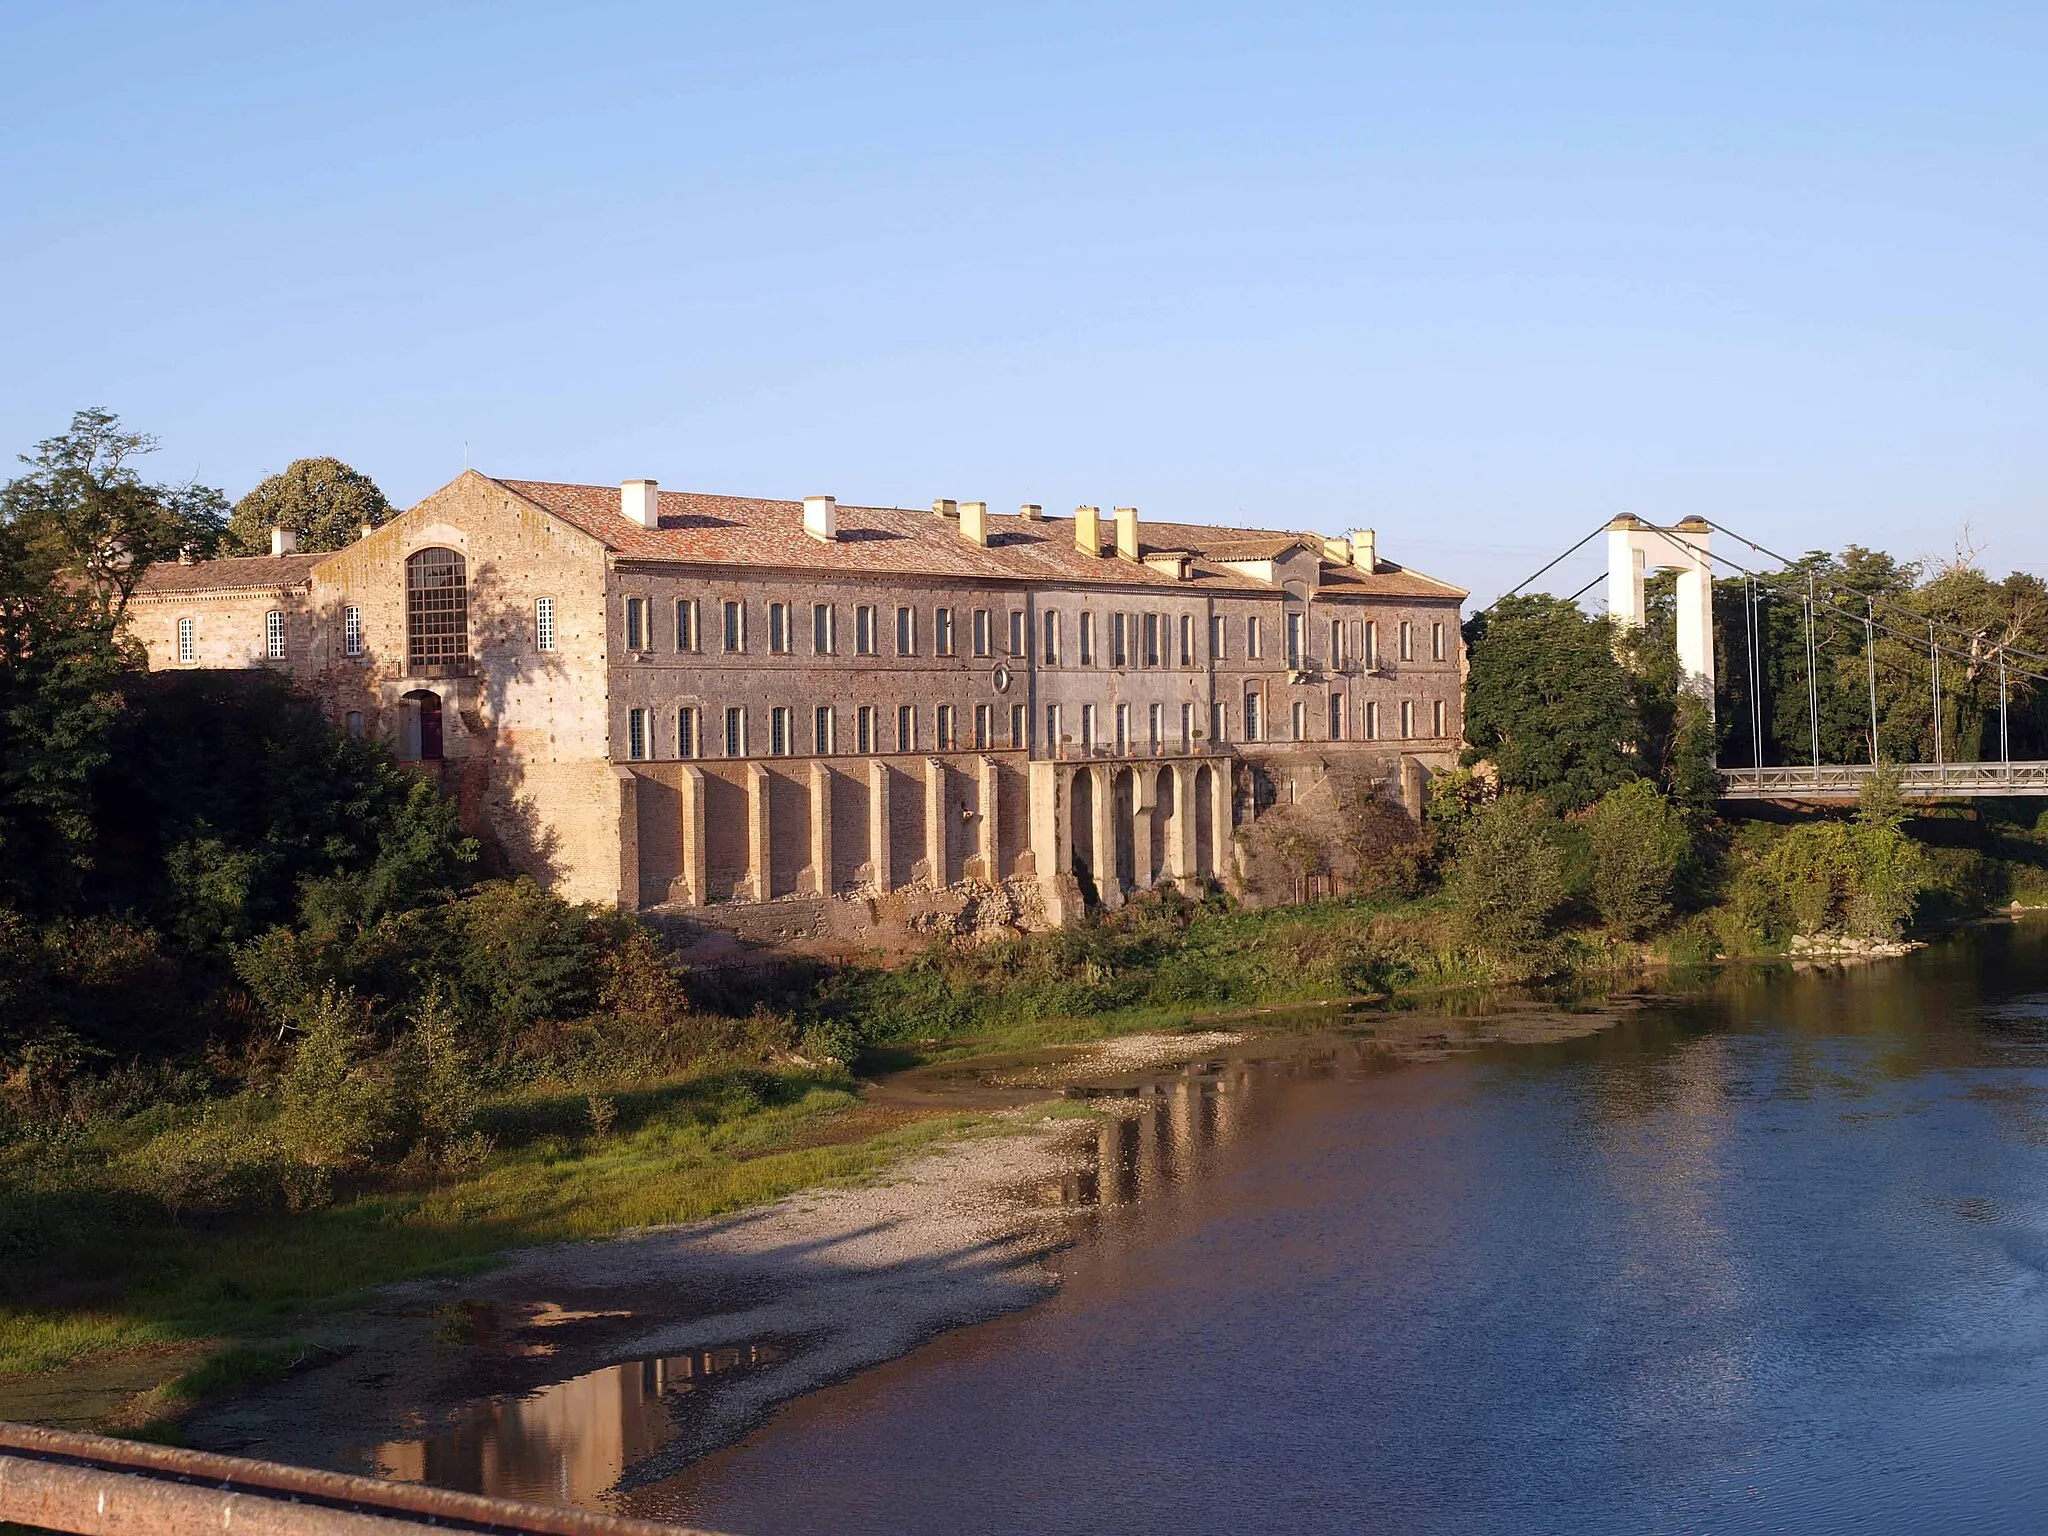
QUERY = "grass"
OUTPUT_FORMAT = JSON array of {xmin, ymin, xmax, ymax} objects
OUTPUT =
[{"xmin": 0, "ymin": 1067, "xmax": 999, "ymax": 1402}]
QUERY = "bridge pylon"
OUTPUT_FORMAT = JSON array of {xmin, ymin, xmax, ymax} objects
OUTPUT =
[{"xmin": 1607, "ymin": 515, "xmax": 1716, "ymax": 723}]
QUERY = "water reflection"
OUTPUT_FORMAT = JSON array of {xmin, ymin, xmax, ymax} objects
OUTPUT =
[
  {"xmin": 375, "ymin": 1341, "xmax": 786, "ymax": 1509},
  {"xmin": 365, "ymin": 927, "xmax": 2048, "ymax": 1533}
]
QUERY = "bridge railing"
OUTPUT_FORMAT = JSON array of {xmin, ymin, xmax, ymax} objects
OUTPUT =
[
  {"xmin": 1718, "ymin": 761, "xmax": 2048, "ymax": 800},
  {"xmin": 0, "ymin": 1420, "xmax": 710, "ymax": 1536}
]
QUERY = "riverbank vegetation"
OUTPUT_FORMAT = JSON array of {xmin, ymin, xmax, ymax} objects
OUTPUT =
[{"xmin": 5, "ymin": 408, "xmax": 2048, "ymax": 1429}]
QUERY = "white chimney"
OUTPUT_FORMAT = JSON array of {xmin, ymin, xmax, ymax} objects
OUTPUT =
[
  {"xmin": 1352, "ymin": 528, "xmax": 1376, "ymax": 570},
  {"xmin": 1113, "ymin": 506, "xmax": 1140, "ymax": 562},
  {"xmin": 1074, "ymin": 505, "xmax": 1102, "ymax": 555},
  {"xmin": 932, "ymin": 498, "xmax": 958, "ymax": 518},
  {"xmin": 621, "ymin": 479, "xmax": 660, "ymax": 528},
  {"xmin": 271, "ymin": 527, "xmax": 299, "ymax": 557},
  {"xmin": 358, "ymin": 523, "xmax": 376, "ymax": 543},
  {"xmin": 959, "ymin": 500, "xmax": 988, "ymax": 547},
  {"xmin": 804, "ymin": 495, "xmax": 838, "ymax": 542},
  {"xmin": 1019, "ymin": 502, "xmax": 1043, "ymax": 522}
]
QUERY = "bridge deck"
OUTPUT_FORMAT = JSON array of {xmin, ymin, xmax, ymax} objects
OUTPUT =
[{"xmin": 1718, "ymin": 762, "xmax": 2048, "ymax": 801}]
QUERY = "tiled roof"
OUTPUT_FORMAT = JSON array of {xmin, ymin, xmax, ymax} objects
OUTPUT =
[
  {"xmin": 133, "ymin": 552, "xmax": 324, "ymax": 596},
  {"xmin": 495, "ymin": 480, "xmax": 1468, "ymax": 600}
]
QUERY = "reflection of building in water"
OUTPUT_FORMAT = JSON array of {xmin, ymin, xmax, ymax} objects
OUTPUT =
[{"xmin": 377, "ymin": 1343, "xmax": 781, "ymax": 1510}]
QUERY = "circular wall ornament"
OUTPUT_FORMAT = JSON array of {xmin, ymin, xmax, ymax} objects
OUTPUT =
[{"xmin": 991, "ymin": 661, "xmax": 1013, "ymax": 693}]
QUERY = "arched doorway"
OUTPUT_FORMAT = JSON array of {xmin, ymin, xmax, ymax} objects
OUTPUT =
[
  {"xmin": 1194, "ymin": 764, "xmax": 1216, "ymax": 875},
  {"xmin": 1070, "ymin": 767, "xmax": 1095, "ymax": 888},
  {"xmin": 1152, "ymin": 766, "xmax": 1175, "ymax": 878},
  {"xmin": 1112, "ymin": 768, "xmax": 1136, "ymax": 891},
  {"xmin": 403, "ymin": 688, "xmax": 444, "ymax": 760}
]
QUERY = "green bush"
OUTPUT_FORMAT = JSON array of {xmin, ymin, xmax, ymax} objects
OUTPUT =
[
  {"xmin": 1446, "ymin": 792, "xmax": 1566, "ymax": 971},
  {"xmin": 1585, "ymin": 779, "xmax": 1692, "ymax": 938}
]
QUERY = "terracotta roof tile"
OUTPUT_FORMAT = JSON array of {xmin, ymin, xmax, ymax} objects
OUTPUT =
[
  {"xmin": 133, "ymin": 553, "xmax": 324, "ymax": 596},
  {"xmin": 495, "ymin": 481, "xmax": 1466, "ymax": 600}
]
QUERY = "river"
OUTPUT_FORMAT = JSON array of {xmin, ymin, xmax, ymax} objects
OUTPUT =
[{"xmin": 386, "ymin": 923, "xmax": 2048, "ymax": 1533}]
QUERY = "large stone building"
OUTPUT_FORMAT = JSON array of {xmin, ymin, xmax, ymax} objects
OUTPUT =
[{"xmin": 126, "ymin": 471, "xmax": 1466, "ymax": 926}]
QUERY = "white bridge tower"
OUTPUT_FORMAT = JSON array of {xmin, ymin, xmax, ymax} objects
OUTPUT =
[{"xmin": 1606, "ymin": 515, "xmax": 1715, "ymax": 714}]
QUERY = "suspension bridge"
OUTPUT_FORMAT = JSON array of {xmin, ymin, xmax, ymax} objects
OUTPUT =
[{"xmin": 1506, "ymin": 515, "xmax": 2048, "ymax": 804}]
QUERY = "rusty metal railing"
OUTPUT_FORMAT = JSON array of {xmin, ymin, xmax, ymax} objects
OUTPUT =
[{"xmin": 0, "ymin": 1421, "xmax": 717, "ymax": 1536}]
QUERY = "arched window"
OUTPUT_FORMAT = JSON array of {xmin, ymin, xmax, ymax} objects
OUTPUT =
[{"xmin": 406, "ymin": 548, "xmax": 468, "ymax": 668}]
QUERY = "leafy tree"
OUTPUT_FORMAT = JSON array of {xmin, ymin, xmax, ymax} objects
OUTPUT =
[
  {"xmin": 1, "ymin": 408, "xmax": 227, "ymax": 623},
  {"xmin": 1585, "ymin": 779, "xmax": 1692, "ymax": 938},
  {"xmin": 1447, "ymin": 791, "xmax": 1566, "ymax": 971},
  {"xmin": 223, "ymin": 457, "xmax": 391, "ymax": 555},
  {"xmin": 1462, "ymin": 595, "xmax": 1639, "ymax": 812}
]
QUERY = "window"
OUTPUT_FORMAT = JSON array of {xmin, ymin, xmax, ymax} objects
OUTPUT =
[
  {"xmin": 342, "ymin": 605, "xmax": 363, "ymax": 658},
  {"xmin": 815, "ymin": 705, "xmax": 836, "ymax": 754},
  {"xmin": 723, "ymin": 600, "xmax": 746, "ymax": 653},
  {"xmin": 1148, "ymin": 702, "xmax": 1163, "ymax": 752},
  {"xmin": 405, "ymin": 547, "xmax": 467, "ymax": 668},
  {"xmin": 1108, "ymin": 613, "xmax": 1124, "ymax": 667},
  {"xmin": 1008, "ymin": 610, "xmax": 1024, "ymax": 657},
  {"xmin": 1010, "ymin": 702, "xmax": 1026, "ymax": 748},
  {"xmin": 676, "ymin": 598, "xmax": 698, "ymax": 651},
  {"xmin": 897, "ymin": 704, "xmax": 916, "ymax": 751},
  {"xmin": 724, "ymin": 706, "xmax": 747, "ymax": 757},
  {"xmin": 895, "ymin": 606, "xmax": 917, "ymax": 656},
  {"xmin": 1399, "ymin": 620, "xmax": 1413, "ymax": 662},
  {"xmin": 1432, "ymin": 621, "xmax": 1446, "ymax": 661},
  {"xmin": 1330, "ymin": 692, "xmax": 1345, "ymax": 740},
  {"xmin": 972, "ymin": 609, "xmax": 990, "ymax": 658},
  {"xmin": 1080, "ymin": 703, "xmax": 1097, "ymax": 751},
  {"xmin": 176, "ymin": 616, "xmax": 195, "ymax": 664},
  {"xmin": 1043, "ymin": 611, "xmax": 1060, "ymax": 665},
  {"xmin": 1047, "ymin": 703, "xmax": 1063, "ymax": 752},
  {"xmin": 1080, "ymin": 611, "xmax": 1095, "ymax": 665},
  {"xmin": 345, "ymin": 710, "xmax": 364, "ymax": 739},
  {"xmin": 770, "ymin": 706, "xmax": 792, "ymax": 755},
  {"xmin": 628, "ymin": 708, "xmax": 649, "ymax": 760},
  {"xmin": 856, "ymin": 605, "xmax": 877, "ymax": 656},
  {"xmin": 768, "ymin": 602, "xmax": 790, "ymax": 655},
  {"xmin": 1328, "ymin": 618, "xmax": 1343, "ymax": 668},
  {"xmin": 266, "ymin": 610, "xmax": 286, "ymax": 660},
  {"xmin": 814, "ymin": 603, "xmax": 836, "ymax": 655},
  {"xmin": 1291, "ymin": 700, "xmax": 1307, "ymax": 741},
  {"xmin": 1210, "ymin": 614, "xmax": 1226, "ymax": 660},
  {"xmin": 1180, "ymin": 702, "xmax": 1194, "ymax": 750},
  {"xmin": 857, "ymin": 705, "xmax": 876, "ymax": 754},
  {"xmin": 1244, "ymin": 689, "xmax": 1262, "ymax": 741},
  {"xmin": 678, "ymin": 707, "xmax": 698, "ymax": 758},
  {"xmin": 935, "ymin": 607, "xmax": 955, "ymax": 656},
  {"xmin": 1434, "ymin": 698, "xmax": 1448, "ymax": 738},
  {"xmin": 1212, "ymin": 700, "xmax": 1229, "ymax": 744},
  {"xmin": 1365, "ymin": 701, "xmax": 1379, "ymax": 740},
  {"xmin": 1246, "ymin": 615, "xmax": 1262, "ymax": 660},
  {"xmin": 626, "ymin": 597, "xmax": 649, "ymax": 652},
  {"xmin": 936, "ymin": 704, "xmax": 955, "ymax": 749},
  {"xmin": 1144, "ymin": 613, "xmax": 1159, "ymax": 668},
  {"xmin": 1114, "ymin": 702, "xmax": 1129, "ymax": 755},
  {"xmin": 1365, "ymin": 621, "xmax": 1378, "ymax": 669},
  {"xmin": 1401, "ymin": 700, "xmax": 1414, "ymax": 739},
  {"xmin": 530, "ymin": 598, "xmax": 551, "ymax": 654},
  {"xmin": 1285, "ymin": 612, "xmax": 1303, "ymax": 669},
  {"xmin": 974, "ymin": 702, "xmax": 990, "ymax": 749},
  {"xmin": 1179, "ymin": 614, "xmax": 1194, "ymax": 666}
]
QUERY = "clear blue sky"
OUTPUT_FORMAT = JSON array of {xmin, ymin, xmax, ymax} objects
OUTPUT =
[{"xmin": 4, "ymin": 1, "xmax": 2044, "ymax": 603}]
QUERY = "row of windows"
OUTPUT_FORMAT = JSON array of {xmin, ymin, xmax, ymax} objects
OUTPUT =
[
  {"xmin": 622, "ymin": 693, "xmax": 1452, "ymax": 761},
  {"xmin": 622, "ymin": 596, "xmax": 1452, "ymax": 671},
  {"xmin": 624, "ymin": 701, "xmax": 1038, "ymax": 761}
]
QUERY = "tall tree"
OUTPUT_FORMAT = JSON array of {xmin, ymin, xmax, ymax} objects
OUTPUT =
[
  {"xmin": 0, "ymin": 408, "xmax": 228, "ymax": 624},
  {"xmin": 1462, "ymin": 595, "xmax": 1639, "ymax": 811},
  {"xmin": 223, "ymin": 457, "xmax": 391, "ymax": 555}
]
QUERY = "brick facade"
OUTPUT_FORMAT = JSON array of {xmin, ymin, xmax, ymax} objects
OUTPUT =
[{"xmin": 127, "ymin": 472, "xmax": 1467, "ymax": 922}]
